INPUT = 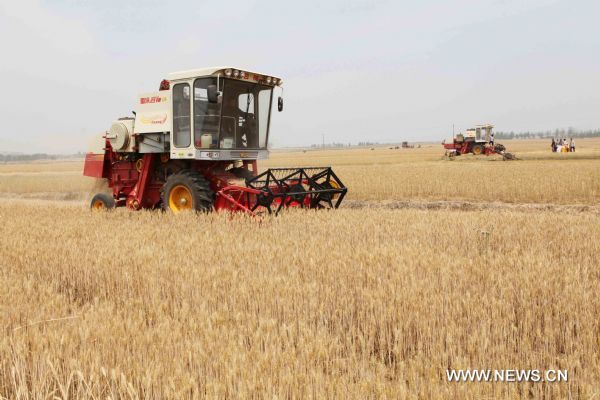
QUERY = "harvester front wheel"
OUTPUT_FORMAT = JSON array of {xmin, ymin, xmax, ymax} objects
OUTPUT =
[
  {"xmin": 161, "ymin": 171, "xmax": 214, "ymax": 213},
  {"xmin": 90, "ymin": 193, "xmax": 115, "ymax": 210},
  {"xmin": 472, "ymin": 144, "xmax": 483, "ymax": 155}
]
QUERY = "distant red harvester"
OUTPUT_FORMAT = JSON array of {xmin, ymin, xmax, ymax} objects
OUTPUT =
[{"xmin": 442, "ymin": 124, "xmax": 506, "ymax": 157}]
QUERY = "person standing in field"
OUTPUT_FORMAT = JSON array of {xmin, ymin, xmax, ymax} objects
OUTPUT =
[
  {"xmin": 570, "ymin": 138, "xmax": 575, "ymax": 152},
  {"xmin": 489, "ymin": 131, "xmax": 495, "ymax": 146},
  {"xmin": 551, "ymin": 138, "xmax": 556, "ymax": 152}
]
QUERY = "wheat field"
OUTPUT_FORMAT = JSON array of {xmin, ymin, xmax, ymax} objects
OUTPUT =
[
  {"xmin": 2, "ymin": 139, "xmax": 600, "ymax": 204},
  {"xmin": 1, "ymin": 139, "xmax": 600, "ymax": 399}
]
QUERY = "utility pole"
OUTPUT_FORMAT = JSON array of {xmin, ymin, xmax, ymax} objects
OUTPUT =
[{"xmin": 322, "ymin": 133, "xmax": 325, "ymax": 149}]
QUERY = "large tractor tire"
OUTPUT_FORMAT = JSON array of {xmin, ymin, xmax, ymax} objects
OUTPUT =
[
  {"xmin": 90, "ymin": 193, "xmax": 115, "ymax": 210},
  {"xmin": 161, "ymin": 171, "xmax": 214, "ymax": 213},
  {"xmin": 472, "ymin": 144, "xmax": 484, "ymax": 155}
]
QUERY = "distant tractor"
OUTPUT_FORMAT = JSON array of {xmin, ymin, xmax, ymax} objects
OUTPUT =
[
  {"xmin": 84, "ymin": 67, "xmax": 347, "ymax": 215},
  {"xmin": 401, "ymin": 141, "xmax": 414, "ymax": 149},
  {"xmin": 442, "ymin": 124, "xmax": 506, "ymax": 156}
]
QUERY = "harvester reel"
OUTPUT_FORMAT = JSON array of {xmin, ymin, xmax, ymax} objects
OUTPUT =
[
  {"xmin": 245, "ymin": 167, "xmax": 347, "ymax": 215},
  {"xmin": 312, "ymin": 180, "xmax": 340, "ymax": 207},
  {"xmin": 254, "ymin": 190, "xmax": 275, "ymax": 211},
  {"xmin": 288, "ymin": 183, "xmax": 308, "ymax": 204}
]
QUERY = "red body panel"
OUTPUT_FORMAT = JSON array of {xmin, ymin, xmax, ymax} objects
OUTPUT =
[
  {"xmin": 83, "ymin": 153, "xmax": 107, "ymax": 178},
  {"xmin": 443, "ymin": 141, "xmax": 499, "ymax": 156},
  {"xmin": 84, "ymin": 145, "xmax": 262, "ymax": 212},
  {"xmin": 84, "ymin": 145, "xmax": 344, "ymax": 214}
]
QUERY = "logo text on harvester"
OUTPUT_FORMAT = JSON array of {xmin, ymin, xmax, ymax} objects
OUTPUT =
[{"xmin": 446, "ymin": 369, "xmax": 568, "ymax": 383}]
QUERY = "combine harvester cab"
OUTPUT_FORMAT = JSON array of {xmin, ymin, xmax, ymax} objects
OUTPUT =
[{"xmin": 83, "ymin": 67, "xmax": 347, "ymax": 215}]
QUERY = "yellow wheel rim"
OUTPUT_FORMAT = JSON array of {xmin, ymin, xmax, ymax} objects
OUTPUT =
[
  {"xmin": 168, "ymin": 185, "xmax": 193, "ymax": 213},
  {"xmin": 473, "ymin": 146, "xmax": 482, "ymax": 155},
  {"xmin": 92, "ymin": 200, "xmax": 105, "ymax": 210}
]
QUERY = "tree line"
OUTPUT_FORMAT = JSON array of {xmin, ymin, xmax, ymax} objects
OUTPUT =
[
  {"xmin": 495, "ymin": 128, "xmax": 600, "ymax": 140},
  {"xmin": 0, "ymin": 153, "xmax": 83, "ymax": 162}
]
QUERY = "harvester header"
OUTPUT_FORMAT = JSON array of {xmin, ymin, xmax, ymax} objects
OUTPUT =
[{"xmin": 83, "ymin": 66, "xmax": 347, "ymax": 214}]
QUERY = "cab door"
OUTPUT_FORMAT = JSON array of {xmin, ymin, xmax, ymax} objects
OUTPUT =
[{"xmin": 171, "ymin": 82, "xmax": 193, "ymax": 158}]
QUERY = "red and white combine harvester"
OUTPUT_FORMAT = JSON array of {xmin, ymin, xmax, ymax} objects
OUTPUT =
[
  {"xmin": 84, "ymin": 67, "xmax": 347, "ymax": 215},
  {"xmin": 442, "ymin": 124, "xmax": 507, "ymax": 157}
]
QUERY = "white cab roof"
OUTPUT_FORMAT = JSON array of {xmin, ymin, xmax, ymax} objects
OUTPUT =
[{"xmin": 167, "ymin": 66, "xmax": 281, "ymax": 82}]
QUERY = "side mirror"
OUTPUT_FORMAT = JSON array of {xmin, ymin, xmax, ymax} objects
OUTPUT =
[
  {"xmin": 278, "ymin": 97, "xmax": 283, "ymax": 112},
  {"xmin": 207, "ymin": 85, "xmax": 222, "ymax": 103}
]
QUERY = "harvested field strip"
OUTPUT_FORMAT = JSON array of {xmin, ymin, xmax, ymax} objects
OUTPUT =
[
  {"xmin": 344, "ymin": 199, "xmax": 600, "ymax": 214},
  {"xmin": 2, "ymin": 196, "xmax": 599, "ymax": 216}
]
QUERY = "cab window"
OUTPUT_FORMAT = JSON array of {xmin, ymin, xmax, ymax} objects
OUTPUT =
[
  {"xmin": 194, "ymin": 78, "xmax": 220, "ymax": 148},
  {"xmin": 172, "ymin": 83, "xmax": 191, "ymax": 148}
]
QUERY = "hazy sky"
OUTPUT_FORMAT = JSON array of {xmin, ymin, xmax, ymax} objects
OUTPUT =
[{"xmin": 1, "ymin": 0, "xmax": 599, "ymax": 153}]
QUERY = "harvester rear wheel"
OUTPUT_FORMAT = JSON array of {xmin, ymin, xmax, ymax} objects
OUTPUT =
[
  {"xmin": 472, "ymin": 144, "xmax": 483, "ymax": 155},
  {"xmin": 90, "ymin": 193, "xmax": 115, "ymax": 210},
  {"xmin": 161, "ymin": 171, "xmax": 214, "ymax": 213}
]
